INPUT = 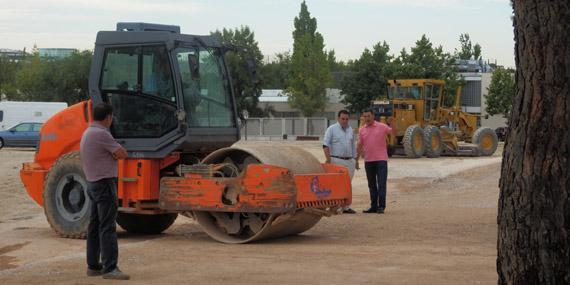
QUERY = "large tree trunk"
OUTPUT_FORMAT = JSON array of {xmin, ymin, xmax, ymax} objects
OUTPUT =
[{"xmin": 497, "ymin": 1, "xmax": 570, "ymax": 284}]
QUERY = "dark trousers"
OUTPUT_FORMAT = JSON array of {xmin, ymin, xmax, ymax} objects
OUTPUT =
[
  {"xmin": 364, "ymin": 160, "xmax": 388, "ymax": 210},
  {"xmin": 86, "ymin": 178, "xmax": 118, "ymax": 273}
]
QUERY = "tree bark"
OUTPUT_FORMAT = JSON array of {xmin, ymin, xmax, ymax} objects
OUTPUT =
[{"xmin": 497, "ymin": 1, "xmax": 570, "ymax": 284}]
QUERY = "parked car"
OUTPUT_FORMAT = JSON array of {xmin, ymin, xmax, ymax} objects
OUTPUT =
[
  {"xmin": 495, "ymin": 127, "xmax": 508, "ymax": 142},
  {"xmin": 0, "ymin": 122, "xmax": 43, "ymax": 149}
]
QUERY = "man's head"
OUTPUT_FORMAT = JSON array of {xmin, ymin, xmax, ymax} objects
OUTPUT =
[
  {"xmin": 93, "ymin": 103, "xmax": 114, "ymax": 128},
  {"xmin": 362, "ymin": 108, "xmax": 375, "ymax": 125},
  {"xmin": 337, "ymin": 109, "xmax": 350, "ymax": 128}
]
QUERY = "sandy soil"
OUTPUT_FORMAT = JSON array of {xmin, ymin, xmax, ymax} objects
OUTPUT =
[{"xmin": 0, "ymin": 142, "xmax": 502, "ymax": 284}]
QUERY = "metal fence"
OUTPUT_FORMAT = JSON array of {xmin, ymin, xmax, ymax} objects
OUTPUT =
[
  {"xmin": 240, "ymin": 117, "xmax": 360, "ymax": 140},
  {"xmin": 241, "ymin": 117, "xmax": 329, "ymax": 140}
]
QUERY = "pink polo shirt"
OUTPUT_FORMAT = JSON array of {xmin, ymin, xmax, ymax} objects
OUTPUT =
[{"xmin": 359, "ymin": 121, "xmax": 392, "ymax": 162}]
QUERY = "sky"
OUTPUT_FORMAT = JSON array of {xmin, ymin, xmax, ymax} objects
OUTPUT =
[{"xmin": 0, "ymin": 0, "xmax": 515, "ymax": 67}]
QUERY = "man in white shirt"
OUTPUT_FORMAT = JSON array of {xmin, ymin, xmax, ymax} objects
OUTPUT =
[{"xmin": 323, "ymin": 110, "xmax": 359, "ymax": 214}]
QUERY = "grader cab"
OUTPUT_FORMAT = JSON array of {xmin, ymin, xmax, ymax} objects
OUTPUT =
[
  {"xmin": 19, "ymin": 23, "xmax": 352, "ymax": 244},
  {"xmin": 370, "ymin": 79, "xmax": 498, "ymax": 158}
]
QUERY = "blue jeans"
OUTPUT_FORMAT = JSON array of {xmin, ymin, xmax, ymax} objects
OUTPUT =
[
  {"xmin": 86, "ymin": 178, "xmax": 118, "ymax": 273},
  {"xmin": 364, "ymin": 160, "xmax": 388, "ymax": 210}
]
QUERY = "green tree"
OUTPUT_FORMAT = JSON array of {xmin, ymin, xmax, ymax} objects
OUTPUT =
[
  {"xmin": 287, "ymin": 1, "xmax": 331, "ymax": 117},
  {"xmin": 473, "ymin": 43, "xmax": 482, "ymax": 60},
  {"xmin": 484, "ymin": 68, "xmax": 514, "ymax": 118},
  {"xmin": 458, "ymin": 33, "xmax": 473, "ymax": 60},
  {"xmin": 393, "ymin": 35, "xmax": 460, "ymax": 96},
  {"xmin": 55, "ymin": 50, "xmax": 91, "ymax": 103},
  {"xmin": 14, "ymin": 50, "xmax": 91, "ymax": 104},
  {"xmin": 260, "ymin": 52, "xmax": 291, "ymax": 89},
  {"xmin": 0, "ymin": 55, "xmax": 21, "ymax": 100},
  {"xmin": 212, "ymin": 26, "xmax": 264, "ymax": 117},
  {"xmin": 340, "ymin": 41, "xmax": 393, "ymax": 113},
  {"xmin": 457, "ymin": 33, "xmax": 483, "ymax": 60},
  {"xmin": 393, "ymin": 35, "xmax": 456, "ymax": 80}
]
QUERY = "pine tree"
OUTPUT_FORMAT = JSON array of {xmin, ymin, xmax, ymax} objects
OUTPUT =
[{"xmin": 286, "ymin": 1, "xmax": 331, "ymax": 117}]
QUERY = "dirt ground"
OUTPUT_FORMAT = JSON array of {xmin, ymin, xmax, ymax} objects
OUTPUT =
[{"xmin": 0, "ymin": 141, "xmax": 503, "ymax": 285}]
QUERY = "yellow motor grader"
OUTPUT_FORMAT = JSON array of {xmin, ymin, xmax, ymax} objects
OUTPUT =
[{"xmin": 370, "ymin": 79, "xmax": 498, "ymax": 158}]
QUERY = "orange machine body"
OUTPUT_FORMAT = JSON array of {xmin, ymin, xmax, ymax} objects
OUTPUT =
[
  {"xmin": 21, "ymin": 101, "xmax": 352, "ymax": 214},
  {"xmin": 159, "ymin": 163, "xmax": 351, "ymax": 213}
]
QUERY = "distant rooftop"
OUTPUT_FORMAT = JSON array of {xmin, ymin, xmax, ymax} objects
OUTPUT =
[
  {"xmin": 455, "ymin": 59, "xmax": 494, "ymax": 73},
  {"xmin": 38, "ymin": 48, "xmax": 76, "ymax": 59}
]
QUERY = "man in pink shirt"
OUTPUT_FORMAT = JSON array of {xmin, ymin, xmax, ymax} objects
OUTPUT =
[{"xmin": 357, "ymin": 108, "xmax": 396, "ymax": 214}]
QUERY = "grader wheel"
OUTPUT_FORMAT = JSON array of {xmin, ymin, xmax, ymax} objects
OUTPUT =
[
  {"xmin": 403, "ymin": 125, "xmax": 425, "ymax": 158},
  {"xmin": 423, "ymin": 125, "xmax": 443, "ymax": 158},
  {"xmin": 472, "ymin": 127, "xmax": 498, "ymax": 156}
]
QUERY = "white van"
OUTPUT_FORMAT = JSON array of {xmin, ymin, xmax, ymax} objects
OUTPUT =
[{"xmin": 0, "ymin": 101, "xmax": 68, "ymax": 130}]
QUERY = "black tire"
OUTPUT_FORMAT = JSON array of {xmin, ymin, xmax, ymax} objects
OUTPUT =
[
  {"xmin": 43, "ymin": 152, "xmax": 91, "ymax": 238},
  {"xmin": 423, "ymin": 125, "xmax": 443, "ymax": 158},
  {"xmin": 402, "ymin": 125, "xmax": 425, "ymax": 158},
  {"xmin": 472, "ymin": 127, "xmax": 498, "ymax": 156},
  {"xmin": 0, "ymin": 138, "xmax": 4, "ymax": 149},
  {"xmin": 117, "ymin": 213, "xmax": 178, "ymax": 234}
]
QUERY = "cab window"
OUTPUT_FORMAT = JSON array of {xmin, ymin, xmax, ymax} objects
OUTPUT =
[{"xmin": 100, "ymin": 45, "xmax": 178, "ymax": 138}]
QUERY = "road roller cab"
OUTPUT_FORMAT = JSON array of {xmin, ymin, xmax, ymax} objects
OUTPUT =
[{"xmin": 20, "ymin": 23, "xmax": 352, "ymax": 243}]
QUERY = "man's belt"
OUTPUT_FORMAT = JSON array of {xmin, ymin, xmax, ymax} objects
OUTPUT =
[{"xmin": 331, "ymin": 156, "xmax": 353, "ymax": 160}]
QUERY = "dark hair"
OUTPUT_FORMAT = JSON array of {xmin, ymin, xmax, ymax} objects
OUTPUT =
[
  {"xmin": 93, "ymin": 103, "xmax": 113, "ymax": 121},
  {"xmin": 362, "ymin": 108, "xmax": 374, "ymax": 115},
  {"xmin": 337, "ymin": 109, "xmax": 350, "ymax": 117}
]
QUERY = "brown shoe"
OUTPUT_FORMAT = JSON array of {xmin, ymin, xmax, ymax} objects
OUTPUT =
[{"xmin": 102, "ymin": 268, "xmax": 130, "ymax": 280}]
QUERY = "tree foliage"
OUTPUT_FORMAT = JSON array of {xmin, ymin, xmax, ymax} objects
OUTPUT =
[
  {"xmin": 341, "ymin": 35, "xmax": 460, "ymax": 113},
  {"xmin": 393, "ymin": 35, "xmax": 455, "ymax": 79},
  {"xmin": 457, "ymin": 33, "xmax": 482, "ymax": 60},
  {"xmin": 287, "ymin": 1, "xmax": 331, "ymax": 117},
  {"xmin": 484, "ymin": 68, "xmax": 514, "ymax": 118},
  {"xmin": 7, "ymin": 50, "xmax": 91, "ymax": 104},
  {"xmin": 260, "ymin": 52, "xmax": 291, "ymax": 89},
  {"xmin": 0, "ymin": 56, "xmax": 21, "ymax": 99},
  {"xmin": 340, "ymin": 42, "xmax": 392, "ymax": 113},
  {"xmin": 212, "ymin": 26, "xmax": 265, "ymax": 117}
]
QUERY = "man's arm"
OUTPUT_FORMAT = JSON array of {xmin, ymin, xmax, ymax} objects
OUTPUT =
[
  {"xmin": 323, "ymin": 146, "xmax": 331, "ymax": 163},
  {"xmin": 356, "ymin": 141, "xmax": 363, "ymax": 160},
  {"xmin": 353, "ymin": 132, "xmax": 360, "ymax": 170},
  {"xmin": 322, "ymin": 126, "xmax": 333, "ymax": 163},
  {"xmin": 357, "ymin": 129, "xmax": 364, "ymax": 161},
  {"xmin": 113, "ymin": 147, "xmax": 128, "ymax": 160},
  {"xmin": 386, "ymin": 117, "xmax": 397, "ymax": 136},
  {"xmin": 100, "ymin": 132, "xmax": 128, "ymax": 160}
]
